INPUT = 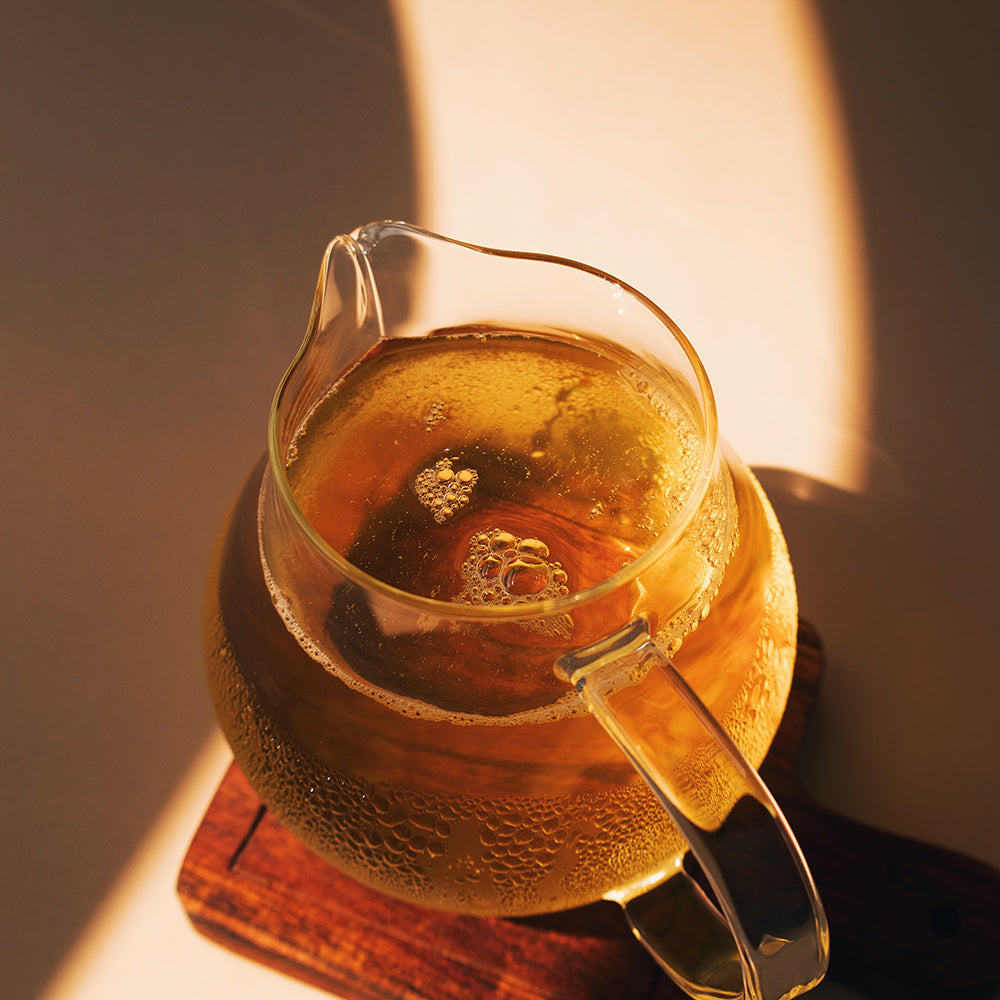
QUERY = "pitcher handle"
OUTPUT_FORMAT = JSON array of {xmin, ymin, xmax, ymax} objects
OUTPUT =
[{"xmin": 555, "ymin": 619, "xmax": 829, "ymax": 1000}]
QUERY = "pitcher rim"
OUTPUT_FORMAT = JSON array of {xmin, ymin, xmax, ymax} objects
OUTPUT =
[{"xmin": 266, "ymin": 221, "xmax": 721, "ymax": 621}]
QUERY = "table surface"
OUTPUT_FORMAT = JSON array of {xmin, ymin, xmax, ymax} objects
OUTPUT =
[{"xmin": 6, "ymin": 4, "xmax": 998, "ymax": 1000}]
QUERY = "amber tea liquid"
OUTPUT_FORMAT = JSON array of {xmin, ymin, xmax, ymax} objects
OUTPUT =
[{"xmin": 206, "ymin": 328, "xmax": 796, "ymax": 916}]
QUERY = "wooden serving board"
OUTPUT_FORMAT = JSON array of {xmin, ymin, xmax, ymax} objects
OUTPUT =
[{"xmin": 178, "ymin": 622, "xmax": 1000, "ymax": 1000}]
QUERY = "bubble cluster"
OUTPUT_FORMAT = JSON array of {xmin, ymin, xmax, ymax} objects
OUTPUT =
[
  {"xmin": 459, "ymin": 528, "xmax": 570, "ymax": 605},
  {"xmin": 414, "ymin": 457, "xmax": 478, "ymax": 523},
  {"xmin": 424, "ymin": 399, "xmax": 446, "ymax": 431}
]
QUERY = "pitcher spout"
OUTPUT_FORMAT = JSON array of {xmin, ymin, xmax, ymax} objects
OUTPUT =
[
  {"xmin": 269, "ymin": 224, "xmax": 402, "ymax": 461},
  {"xmin": 310, "ymin": 227, "xmax": 387, "ymax": 370}
]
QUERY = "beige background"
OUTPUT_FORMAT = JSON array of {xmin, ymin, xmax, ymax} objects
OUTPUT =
[{"xmin": 2, "ymin": 2, "xmax": 997, "ymax": 999}]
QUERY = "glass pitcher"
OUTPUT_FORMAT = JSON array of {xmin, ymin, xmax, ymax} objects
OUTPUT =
[{"xmin": 205, "ymin": 222, "xmax": 828, "ymax": 1000}]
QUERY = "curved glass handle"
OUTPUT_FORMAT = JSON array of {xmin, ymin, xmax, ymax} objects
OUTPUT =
[{"xmin": 556, "ymin": 619, "xmax": 829, "ymax": 1000}]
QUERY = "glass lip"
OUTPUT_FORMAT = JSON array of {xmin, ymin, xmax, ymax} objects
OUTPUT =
[{"xmin": 266, "ymin": 221, "xmax": 721, "ymax": 621}]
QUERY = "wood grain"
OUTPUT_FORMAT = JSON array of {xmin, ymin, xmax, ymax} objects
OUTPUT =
[{"xmin": 178, "ymin": 622, "xmax": 1000, "ymax": 1000}]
